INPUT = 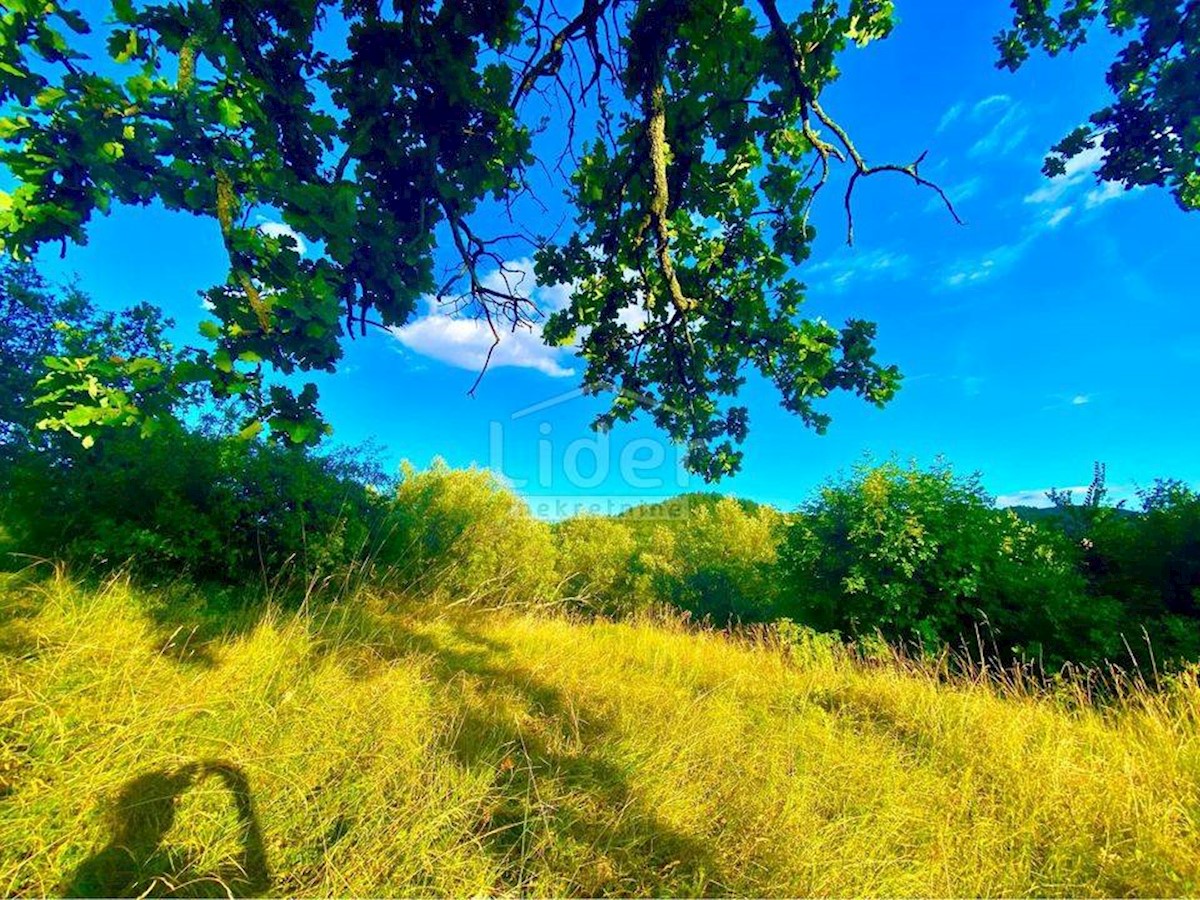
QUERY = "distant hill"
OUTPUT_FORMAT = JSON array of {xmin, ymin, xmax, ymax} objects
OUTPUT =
[
  {"xmin": 615, "ymin": 492, "xmax": 772, "ymax": 530},
  {"xmin": 1006, "ymin": 505, "xmax": 1139, "ymax": 524}
]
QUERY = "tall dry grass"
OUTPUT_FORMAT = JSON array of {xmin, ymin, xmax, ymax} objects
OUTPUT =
[{"xmin": 1, "ymin": 571, "xmax": 1197, "ymax": 896}]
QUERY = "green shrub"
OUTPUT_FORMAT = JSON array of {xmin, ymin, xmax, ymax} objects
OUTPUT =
[
  {"xmin": 385, "ymin": 461, "xmax": 557, "ymax": 606},
  {"xmin": 0, "ymin": 260, "xmax": 393, "ymax": 592},
  {"xmin": 1077, "ymin": 480, "xmax": 1200, "ymax": 664},
  {"xmin": 646, "ymin": 497, "xmax": 786, "ymax": 624},
  {"xmin": 2, "ymin": 424, "xmax": 387, "ymax": 586},
  {"xmin": 779, "ymin": 461, "xmax": 1120, "ymax": 665},
  {"xmin": 553, "ymin": 515, "xmax": 641, "ymax": 616}
]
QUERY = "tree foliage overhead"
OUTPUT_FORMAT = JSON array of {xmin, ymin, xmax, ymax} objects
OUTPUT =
[
  {"xmin": 997, "ymin": 0, "xmax": 1200, "ymax": 211},
  {"xmin": 1, "ymin": 0, "xmax": 1191, "ymax": 477},
  {"xmin": 0, "ymin": 0, "xmax": 955, "ymax": 478},
  {"xmin": 0, "ymin": 260, "xmax": 188, "ymax": 450}
]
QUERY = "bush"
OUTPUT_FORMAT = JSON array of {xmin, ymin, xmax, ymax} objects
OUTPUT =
[
  {"xmin": 1076, "ymin": 480, "xmax": 1200, "ymax": 664},
  {"xmin": 2, "ymin": 424, "xmax": 388, "ymax": 587},
  {"xmin": 779, "ymin": 461, "xmax": 1120, "ymax": 665},
  {"xmin": 385, "ymin": 461, "xmax": 557, "ymax": 606},
  {"xmin": 645, "ymin": 496, "xmax": 786, "ymax": 624},
  {"xmin": 0, "ymin": 259, "xmax": 394, "ymax": 593},
  {"xmin": 553, "ymin": 516, "xmax": 642, "ymax": 616}
]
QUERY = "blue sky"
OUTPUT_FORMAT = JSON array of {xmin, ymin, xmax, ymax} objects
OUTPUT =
[{"xmin": 29, "ymin": 0, "xmax": 1200, "ymax": 515}]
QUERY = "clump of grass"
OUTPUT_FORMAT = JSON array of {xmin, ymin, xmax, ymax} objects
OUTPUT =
[{"xmin": 1, "ymin": 572, "xmax": 1198, "ymax": 897}]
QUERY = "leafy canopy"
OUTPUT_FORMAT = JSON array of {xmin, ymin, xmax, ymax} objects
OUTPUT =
[
  {"xmin": 997, "ymin": 0, "xmax": 1200, "ymax": 211},
  {"xmin": 1, "ymin": 0, "xmax": 1191, "ymax": 477},
  {"xmin": 0, "ymin": 0, "xmax": 942, "ymax": 478}
]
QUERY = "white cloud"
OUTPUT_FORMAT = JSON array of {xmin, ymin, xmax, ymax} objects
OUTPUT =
[
  {"xmin": 925, "ymin": 176, "xmax": 983, "ymax": 214},
  {"xmin": 1024, "ymin": 144, "xmax": 1143, "ymax": 219},
  {"xmin": 947, "ymin": 176, "xmax": 984, "ymax": 204},
  {"xmin": 973, "ymin": 94, "xmax": 1012, "ymax": 114},
  {"xmin": 616, "ymin": 302, "xmax": 650, "ymax": 332},
  {"xmin": 937, "ymin": 101, "xmax": 964, "ymax": 133},
  {"xmin": 1047, "ymin": 206, "xmax": 1073, "ymax": 228},
  {"xmin": 941, "ymin": 239, "xmax": 1030, "ymax": 289},
  {"xmin": 1023, "ymin": 142, "xmax": 1106, "ymax": 206},
  {"xmin": 1084, "ymin": 181, "xmax": 1130, "ymax": 208},
  {"xmin": 258, "ymin": 220, "xmax": 307, "ymax": 254},
  {"xmin": 1062, "ymin": 142, "xmax": 1106, "ymax": 177},
  {"xmin": 1040, "ymin": 391, "xmax": 1096, "ymax": 411},
  {"xmin": 392, "ymin": 314, "xmax": 574, "ymax": 378},
  {"xmin": 390, "ymin": 259, "xmax": 576, "ymax": 379},
  {"xmin": 942, "ymin": 139, "xmax": 1114, "ymax": 288},
  {"xmin": 967, "ymin": 95, "xmax": 1029, "ymax": 159}
]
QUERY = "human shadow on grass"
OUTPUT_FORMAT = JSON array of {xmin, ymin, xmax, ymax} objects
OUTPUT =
[
  {"xmin": 380, "ymin": 618, "xmax": 728, "ymax": 896},
  {"xmin": 63, "ymin": 760, "xmax": 270, "ymax": 898}
]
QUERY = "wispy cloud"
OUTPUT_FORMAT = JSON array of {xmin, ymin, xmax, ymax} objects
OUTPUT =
[
  {"xmin": 1023, "ymin": 142, "xmax": 1106, "ymax": 206},
  {"xmin": 973, "ymin": 94, "xmax": 1012, "ymax": 114},
  {"xmin": 1041, "ymin": 391, "xmax": 1099, "ymax": 412},
  {"xmin": 967, "ymin": 95, "xmax": 1029, "ymax": 159},
  {"xmin": 941, "ymin": 238, "xmax": 1032, "ymax": 289},
  {"xmin": 1041, "ymin": 391, "xmax": 1094, "ymax": 410},
  {"xmin": 945, "ymin": 176, "xmax": 984, "ymax": 204},
  {"xmin": 1084, "ymin": 181, "xmax": 1132, "ymax": 208},
  {"xmin": 1023, "ymin": 140, "xmax": 1144, "ymax": 215},
  {"xmin": 1046, "ymin": 206, "xmax": 1073, "ymax": 228},
  {"xmin": 941, "ymin": 139, "xmax": 1112, "ymax": 289},
  {"xmin": 936, "ymin": 101, "xmax": 965, "ymax": 133},
  {"xmin": 808, "ymin": 248, "xmax": 913, "ymax": 293},
  {"xmin": 932, "ymin": 94, "xmax": 1027, "ymax": 159},
  {"xmin": 925, "ymin": 175, "xmax": 984, "ymax": 215}
]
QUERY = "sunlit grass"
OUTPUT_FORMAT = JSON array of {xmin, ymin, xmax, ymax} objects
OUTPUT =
[{"xmin": 1, "ymin": 571, "xmax": 1198, "ymax": 897}]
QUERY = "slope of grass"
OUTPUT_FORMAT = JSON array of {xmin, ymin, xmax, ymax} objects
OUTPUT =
[{"xmin": 2, "ymin": 572, "xmax": 1199, "ymax": 897}]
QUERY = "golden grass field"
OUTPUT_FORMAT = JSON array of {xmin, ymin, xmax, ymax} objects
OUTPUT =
[{"xmin": 2, "ymin": 571, "xmax": 1199, "ymax": 897}]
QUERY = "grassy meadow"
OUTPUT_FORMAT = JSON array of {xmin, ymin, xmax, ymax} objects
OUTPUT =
[{"xmin": 2, "ymin": 571, "xmax": 1198, "ymax": 897}]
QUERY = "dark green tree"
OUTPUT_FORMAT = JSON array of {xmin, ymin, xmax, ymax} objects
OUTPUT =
[
  {"xmin": 0, "ymin": 260, "xmax": 187, "ymax": 450},
  {"xmin": 0, "ymin": 0, "xmax": 951, "ymax": 477},
  {"xmin": 997, "ymin": 0, "xmax": 1200, "ymax": 210},
  {"xmin": 2, "ymin": 1, "xmax": 1192, "ymax": 477}
]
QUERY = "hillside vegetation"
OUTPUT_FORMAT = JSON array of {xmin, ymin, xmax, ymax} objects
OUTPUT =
[{"xmin": 3, "ymin": 573, "xmax": 1199, "ymax": 898}]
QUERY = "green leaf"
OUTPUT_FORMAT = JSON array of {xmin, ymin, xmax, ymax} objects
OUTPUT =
[
  {"xmin": 217, "ymin": 97, "xmax": 244, "ymax": 129},
  {"xmin": 99, "ymin": 141, "xmax": 125, "ymax": 161},
  {"xmin": 107, "ymin": 29, "xmax": 138, "ymax": 63},
  {"xmin": 63, "ymin": 406, "xmax": 97, "ymax": 427},
  {"xmin": 111, "ymin": 0, "xmax": 137, "ymax": 24},
  {"xmin": 57, "ymin": 7, "xmax": 91, "ymax": 34}
]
